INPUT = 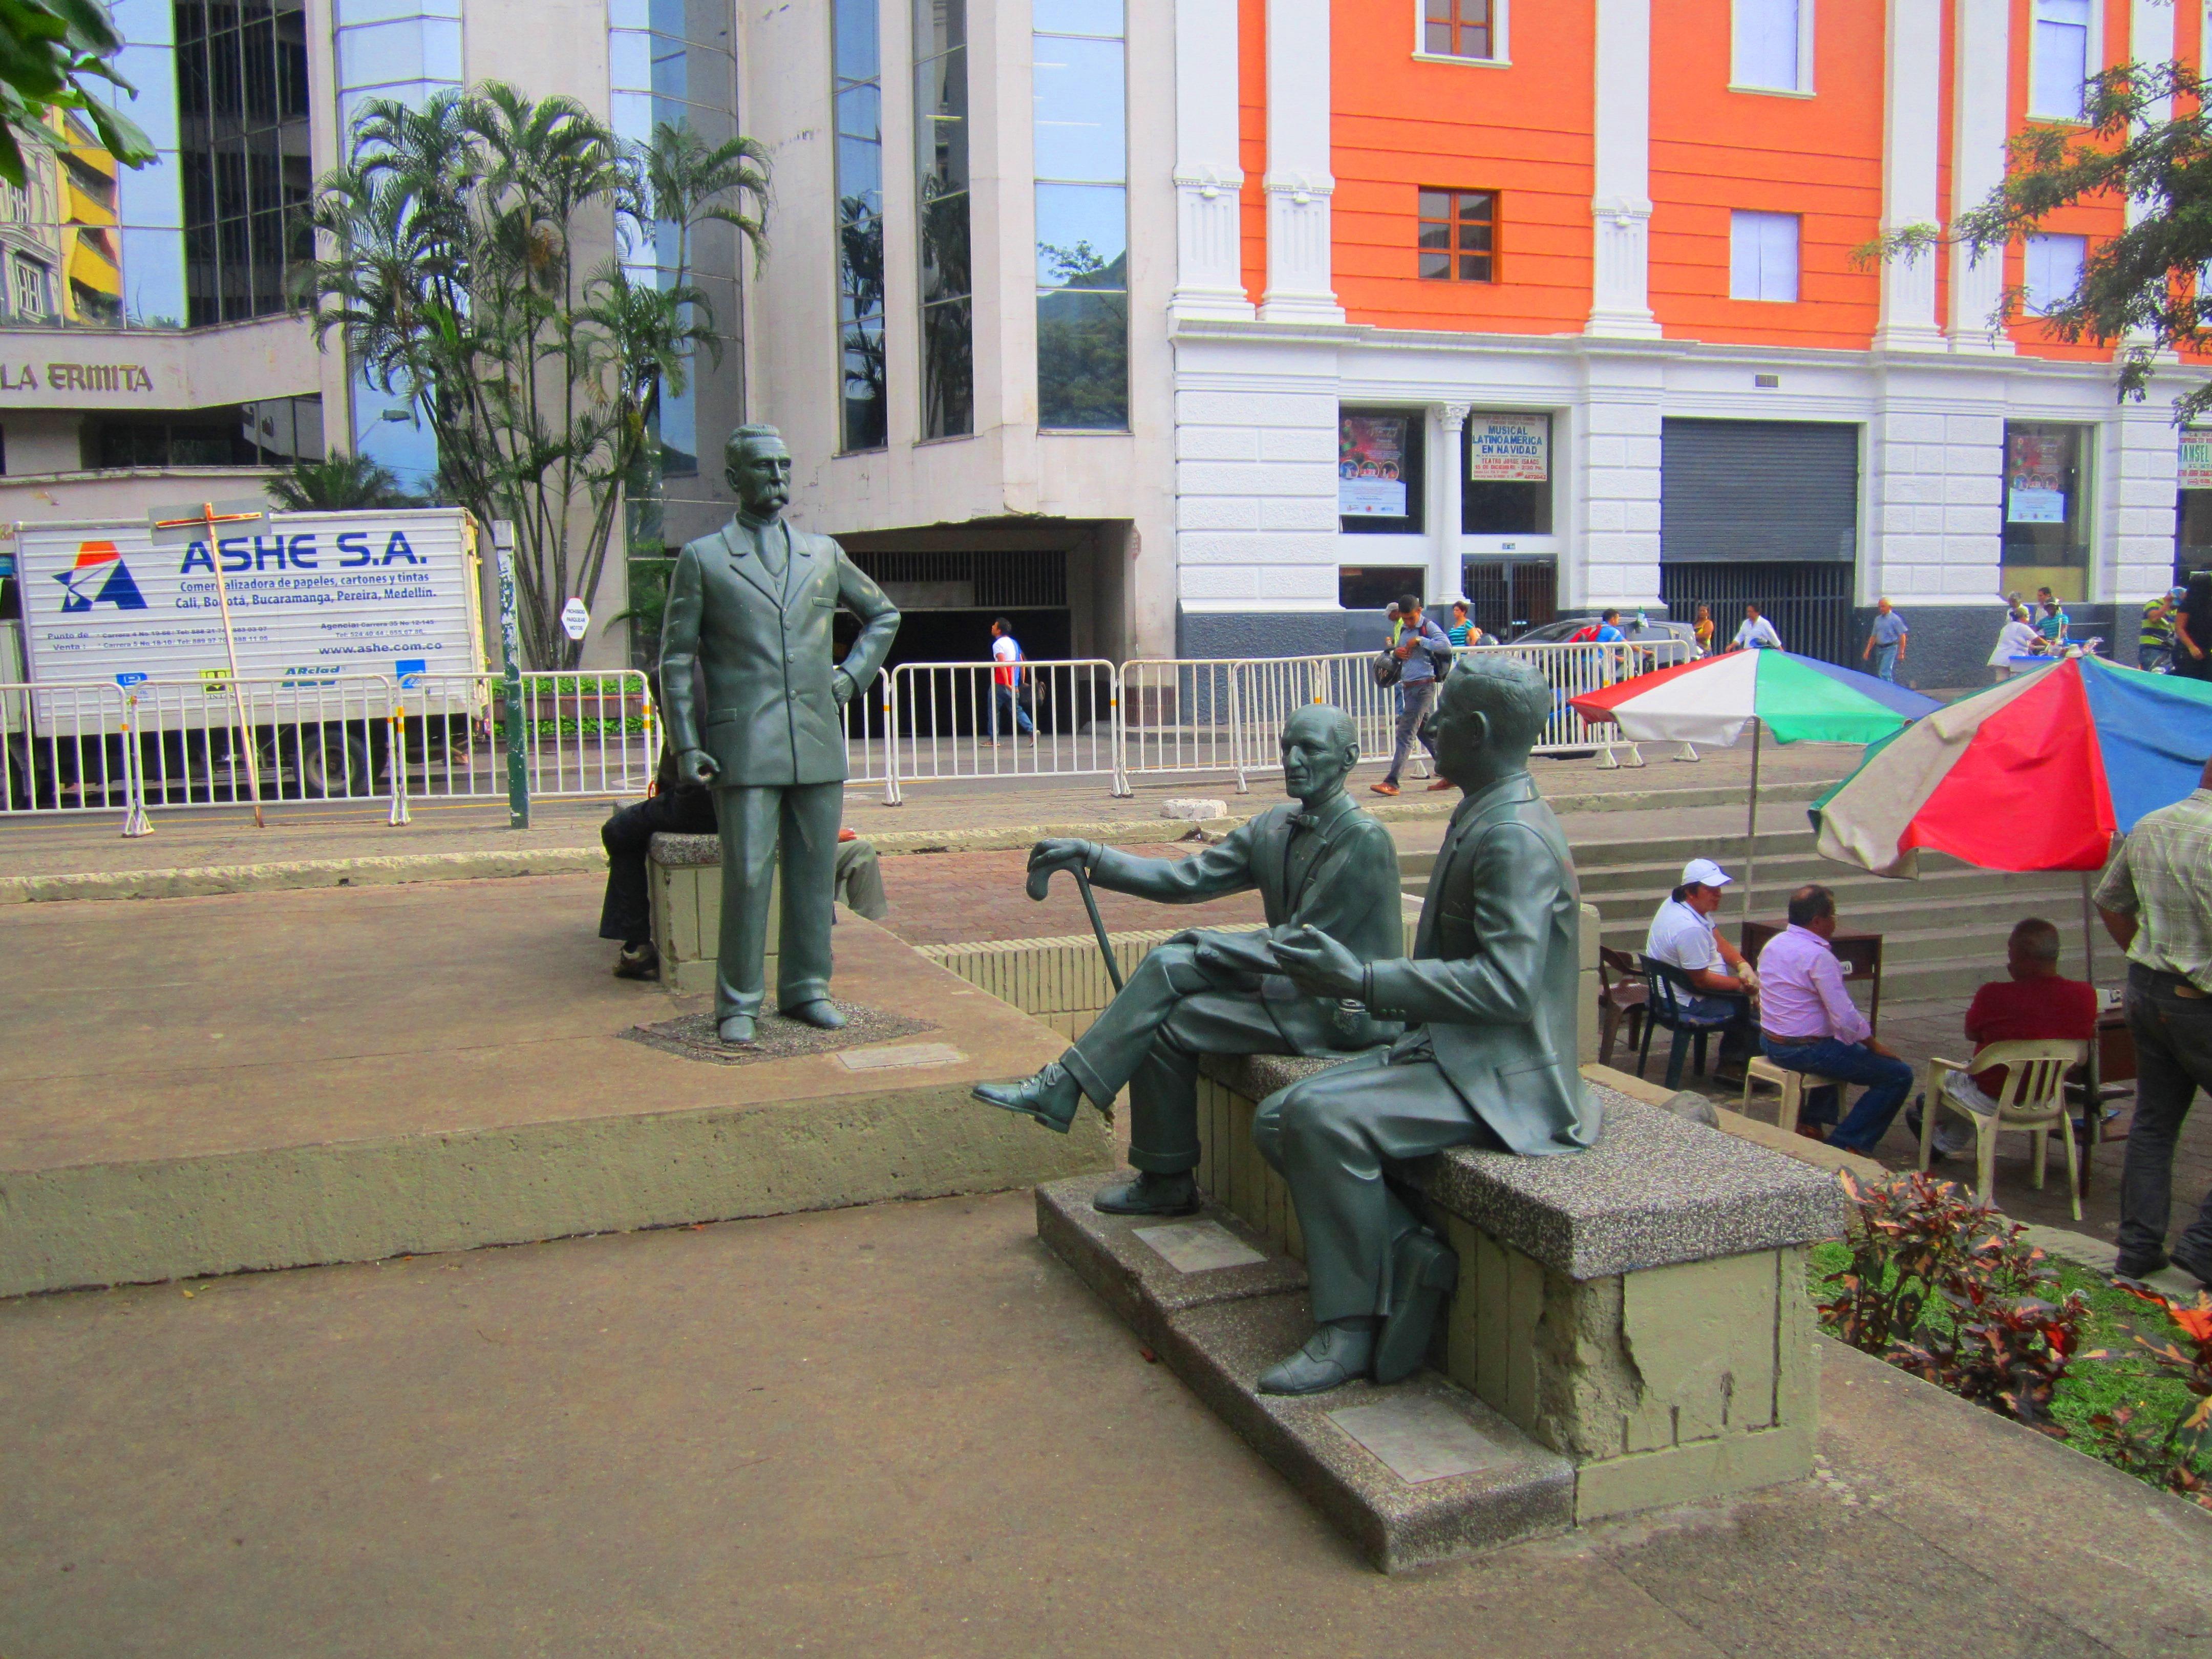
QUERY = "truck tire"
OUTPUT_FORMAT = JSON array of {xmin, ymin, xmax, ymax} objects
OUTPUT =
[{"xmin": 284, "ymin": 727, "xmax": 374, "ymax": 798}]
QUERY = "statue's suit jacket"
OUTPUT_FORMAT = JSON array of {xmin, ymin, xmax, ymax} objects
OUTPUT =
[
  {"xmin": 1366, "ymin": 772, "xmax": 1599, "ymax": 1156},
  {"xmin": 1089, "ymin": 791, "xmax": 1403, "ymax": 1050},
  {"xmin": 659, "ymin": 517, "xmax": 900, "ymax": 788}
]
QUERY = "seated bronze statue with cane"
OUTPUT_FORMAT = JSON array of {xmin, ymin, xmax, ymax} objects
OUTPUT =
[{"xmin": 972, "ymin": 706, "xmax": 1405, "ymax": 1216}]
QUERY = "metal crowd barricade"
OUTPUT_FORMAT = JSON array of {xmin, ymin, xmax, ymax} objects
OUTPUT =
[
  {"xmin": 398, "ymin": 669, "xmax": 655, "ymax": 804},
  {"xmin": 840, "ymin": 668, "xmax": 891, "ymax": 786},
  {"xmin": 1472, "ymin": 638, "xmax": 1696, "ymax": 758},
  {"xmin": 881, "ymin": 658, "xmax": 1118, "ymax": 804},
  {"xmin": 1115, "ymin": 658, "xmax": 1243, "ymax": 793}
]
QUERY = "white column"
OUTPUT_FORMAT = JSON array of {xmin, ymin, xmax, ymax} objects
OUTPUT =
[
  {"xmin": 1436, "ymin": 403, "xmax": 1469, "ymax": 605},
  {"xmin": 1259, "ymin": 0, "xmax": 1343, "ymax": 323},
  {"xmin": 2122, "ymin": 0, "xmax": 2176, "ymax": 347},
  {"xmin": 1873, "ymin": 0, "xmax": 1945, "ymax": 350},
  {"xmin": 1948, "ymin": 0, "xmax": 2013, "ymax": 351},
  {"xmin": 1171, "ymin": 0, "xmax": 1255, "ymax": 322},
  {"xmin": 1586, "ymin": 0, "xmax": 1658, "ymax": 338}
]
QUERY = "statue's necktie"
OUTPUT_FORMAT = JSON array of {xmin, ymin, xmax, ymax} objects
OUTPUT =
[{"xmin": 755, "ymin": 523, "xmax": 785, "ymax": 583}]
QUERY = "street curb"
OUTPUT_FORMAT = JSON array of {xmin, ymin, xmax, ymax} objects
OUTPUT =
[{"xmin": 0, "ymin": 778, "xmax": 1837, "ymax": 904}]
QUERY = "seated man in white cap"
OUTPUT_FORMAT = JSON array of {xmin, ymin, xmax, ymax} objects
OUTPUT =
[{"xmin": 1645, "ymin": 858, "xmax": 1758, "ymax": 1075}]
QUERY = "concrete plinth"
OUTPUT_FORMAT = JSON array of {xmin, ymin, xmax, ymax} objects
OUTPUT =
[{"xmin": 0, "ymin": 881, "xmax": 1111, "ymax": 1296}]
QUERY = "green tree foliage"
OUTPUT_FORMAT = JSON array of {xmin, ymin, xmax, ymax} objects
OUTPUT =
[
  {"xmin": 1868, "ymin": 62, "xmax": 2212, "ymax": 423},
  {"xmin": 297, "ymin": 84, "xmax": 767, "ymax": 668},
  {"xmin": 265, "ymin": 451, "xmax": 417, "ymax": 512},
  {"xmin": 0, "ymin": 0, "xmax": 155, "ymax": 187}
]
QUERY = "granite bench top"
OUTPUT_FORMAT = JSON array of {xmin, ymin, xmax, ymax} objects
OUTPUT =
[
  {"xmin": 649, "ymin": 833, "xmax": 721, "ymax": 867},
  {"xmin": 1200, "ymin": 1052, "xmax": 1845, "ymax": 1282}
]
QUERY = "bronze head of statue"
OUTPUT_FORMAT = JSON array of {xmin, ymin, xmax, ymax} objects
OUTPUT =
[{"xmin": 726, "ymin": 423, "xmax": 793, "ymax": 521}]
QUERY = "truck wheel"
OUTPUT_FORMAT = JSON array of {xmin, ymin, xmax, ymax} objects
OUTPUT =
[{"xmin": 287, "ymin": 729, "xmax": 374, "ymax": 798}]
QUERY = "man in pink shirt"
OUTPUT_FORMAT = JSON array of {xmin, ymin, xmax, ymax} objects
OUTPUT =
[{"xmin": 1757, "ymin": 884, "xmax": 1915, "ymax": 1152}]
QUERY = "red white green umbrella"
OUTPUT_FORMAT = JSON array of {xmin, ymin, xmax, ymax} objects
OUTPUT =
[{"xmin": 1570, "ymin": 650, "xmax": 1940, "ymax": 924}]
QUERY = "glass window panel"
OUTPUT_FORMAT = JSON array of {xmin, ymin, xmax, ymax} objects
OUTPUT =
[
  {"xmin": 118, "ymin": 227, "xmax": 185, "ymax": 320},
  {"xmin": 838, "ymin": 136, "xmax": 883, "ymax": 207},
  {"xmin": 609, "ymin": 91, "xmax": 654, "ymax": 141},
  {"xmin": 2032, "ymin": 13, "xmax": 2090, "ymax": 117},
  {"xmin": 650, "ymin": 38, "xmax": 693, "ymax": 102},
  {"xmin": 914, "ymin": 0, "xmax": 967, "ymax": 61},
  {"xmin": 921, "ymin": 295, "xmax": 973, "ymax": 438},
  {"xmin": 842, "ymin": 315, "xmax": 888, "ymax": 450},
  {"xmin": 118, "ymin": 153, "xmax": 186, "ymax": 230},
  {"xmin": 1418, "ymin": 250, "xmax": 1449, "ymax": 279},
  {"xmin": 1424, "ymin": 0, "xmax": 1451, "ymax": 19},
  {"xmin": 1735, "ymin": 0, "xmax": 1800, "ymax": 91},
  {"xmin": 606, "ymin": 0, "xmax": 648, "ymax": 26},
  {"xmin": 916, "ymin": 63, "xmax": 969, "ymax": 192},
  {"xmin": 1417, "ymin": 221, "xmax": 1450, "ymax": 251},
  {"xmin": 1034, "ymin": 0, "xmax": 1123, "ymax": 33},
  {"xmin": 835, "ymin": 0, "xmax": 881, "ymax": 81},
  {"xmin": 1459, "ymin": 193, "xmax": 1491, "ymax": 225},
  {"xmin": 1031, "ymin": 35, "xmax": 1124, "ymax": 182},
  {"xmin": 1458, "ymin": 252, "xmax": 1490, "ymax": 281},
  {"xmin": 918, "ymin": 187, "xmax": 971, "ymax": 304},
  {"xmin": 2024, "ymin": 232, "xmax": 2086, "ymax": 314},
  {"xmin": 608, "ymin": 29, "xmax": 652, "ymax": 91},
  {"xmin": 1034, "ymin": 181, "xmax": 1125, "ymax": 287},
  {"xmin": 838, "ymin": 82, "xmax": 881, "ymax": 144},
  {"xmin": 1418, "ymin": 189, "xmax": 1449, "ymax": 219},
  {"xmin": 1424, "ymin": 20, "xmax": 1451, "ymax": 52},
  {"xmin": 1037, "ymin": 288, "xmax": 1127, "ymax": 429},
  {"xmin": 337, "ymin": 19, "xmax": 435, "ymax": 87}
]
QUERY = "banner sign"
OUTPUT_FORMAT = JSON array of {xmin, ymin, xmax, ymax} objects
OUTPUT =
[
  {"xmin": 2007, "ymin": 430, "xmax": 2070, "ymax": 525},
  {"xmin": 1467, "ymin": 414, "xmax": 1549, "ymax": 482},
  {"xmin": 2181, "ymin": 431, "xmax": 2212, "ymax": 491},
  {"xmin": 1338, "ymin": 414, "xmax": 1408, "ymax": 517}
]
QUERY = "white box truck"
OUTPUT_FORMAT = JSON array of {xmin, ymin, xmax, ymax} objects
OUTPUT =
[{"xmin": 1, "ymin": 507, "xmax": 487, "ymax": 807}]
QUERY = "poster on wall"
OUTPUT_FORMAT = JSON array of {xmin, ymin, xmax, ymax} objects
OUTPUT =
[
  {"xmin": 1467, "ymin": 414, "xmax": 1549, "ymax": 481},
  {"xmin": 1338, "ymin": 414, "xmax": 1408, "ymax": 517},
  {"xmin": 2007, "ymin": 430, "xmax": 2069, "ymax": 524},
  {"xmin": 2180, "ymin": 431, "xmax": 2212, "ymax": 491}
]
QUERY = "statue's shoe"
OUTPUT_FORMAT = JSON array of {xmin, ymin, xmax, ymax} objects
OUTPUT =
[
  {"xmin": 972, "ymin": 1063, "xmax": 1082, "ymax": 1134},
  {"xmin": 1092, "ymin": 1171, "xmax": 1199, "ymax": 1216},
  {"xmin": 1257, "ymin": 1323, "xmax": 1374, "ymax": 1396},
  {"xmin": 780, "ymin": 999, "xmax": 846, "ymax": 1030},
  {"xmin": 717, "ymin": 1013, "xmax": 757, "ymax": 1047},
  {"xmin": 1373, "ymin": 1228, "xmax": 1458, "ymax": 1385}
]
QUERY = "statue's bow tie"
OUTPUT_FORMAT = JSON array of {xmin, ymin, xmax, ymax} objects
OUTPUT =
[{"xmin": 1290, "ymin": 812, "xmax": 1321, "ymax": 830}]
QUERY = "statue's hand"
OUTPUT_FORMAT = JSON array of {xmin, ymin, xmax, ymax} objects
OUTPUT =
[
  {"xmin": 1027, "ymin": 838, "xmax": 1095, "ymax": 877},
  {"xmin": 679, "ymin": 747, "xmax": 719, "ymax": 787},
  {"xmin": 832, "ymin": 669, "xmax": 856, "ymax": 708},
  {"xmin": 1269, "ymin": 924, "xmax": 1364, "ymax": 1001}
]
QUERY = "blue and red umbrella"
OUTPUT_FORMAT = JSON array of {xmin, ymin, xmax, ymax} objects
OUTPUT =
[{"xmin": 1813, "ymin": 655, "xmax": 2212, "ymax": 876}]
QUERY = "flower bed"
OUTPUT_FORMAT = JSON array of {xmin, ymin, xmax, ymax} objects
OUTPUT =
[{"xmin": 1811, "ymin": 1173, "xmax": 2211, "ymax": 1509}]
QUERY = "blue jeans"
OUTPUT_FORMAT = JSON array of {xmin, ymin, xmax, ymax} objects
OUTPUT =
[
  {"xmin": 1872, "ymin": 644, "xmax": 1899, "ymax": 683},
  {"xmin": 992, "ymin": 683, "xmax": 1033, "ymax": 737},
  {"xmin": 1761, "ymin": 1034, "xmax": 1916, "ymax": 1153}
]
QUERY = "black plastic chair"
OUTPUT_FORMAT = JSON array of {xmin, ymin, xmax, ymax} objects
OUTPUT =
[{"xmin": 1635, "ymin": 956, "xmax": 1747, "ymax": 1091}]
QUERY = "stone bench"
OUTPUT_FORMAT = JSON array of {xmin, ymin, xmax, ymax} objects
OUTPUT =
[
  {"xmin": 1190, "ymin": 1052, "xmax": 1842, "ymax": 1525},
  {"xmin": 649, "ymin": 832, "xmax": 776, "ymax": 993}
]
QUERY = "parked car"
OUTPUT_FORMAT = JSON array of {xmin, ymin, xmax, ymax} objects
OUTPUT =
[{"xmin": 1506, "ymin": 615, "xmax": 1700, "ymax": 651}]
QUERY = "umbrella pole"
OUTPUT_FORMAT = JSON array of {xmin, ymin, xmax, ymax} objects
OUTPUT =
[
  {"xmin": 1741, "ymin": 720, "xmax": 1761, "ymax": 944},
  {"xmin": 2077, "ymin": 868, "xmax": 2104, "ymax": 1197}
]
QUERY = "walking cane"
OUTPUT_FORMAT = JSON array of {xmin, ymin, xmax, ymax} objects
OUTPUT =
[{"xmin": 1028, "ymin": 859, "xmax": 1124, "ymax": 992}]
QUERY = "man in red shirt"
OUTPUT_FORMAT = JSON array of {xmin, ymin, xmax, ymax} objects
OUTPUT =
[{"xmin": 1910, "ymin": 918, "xmax": 2099, "ymax": 1157}]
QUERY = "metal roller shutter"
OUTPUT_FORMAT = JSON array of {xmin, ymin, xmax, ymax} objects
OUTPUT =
[{"xmin": 1661, "ymin": 419, "xmax": 1860, "ymax": 564}]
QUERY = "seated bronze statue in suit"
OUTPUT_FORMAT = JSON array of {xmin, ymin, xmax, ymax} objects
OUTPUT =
[
  {"xmin": 1262, "ymin": 654, "xmax": 1600, "ymax": 1395},
  {"xmin": 973, "ymin": 706, "xmax": 1406, "ymax": 1217}
]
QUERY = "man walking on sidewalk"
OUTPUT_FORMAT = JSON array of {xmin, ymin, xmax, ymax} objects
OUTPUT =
[
  {"xmin": 1372, "ymin": 594, "xmax": 1453, "ymax": 797},
  {"xmin": 1863, "ymin": 598, "xmax": 1908, "ymax": 683},
  {"xmin": 2097, "ymin": 756, "xmax": 2212, "ymax": 1287}
]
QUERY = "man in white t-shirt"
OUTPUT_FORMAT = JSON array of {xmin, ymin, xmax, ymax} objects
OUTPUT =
[
  {"xmin": 1730, "ymin": 605, "xmax": 1783, "ymax": 651},
  {"xmin": 1645, "ymin": 857, "xmax": 1759, "ymax": 1072},
  {"xmin": 988, "ymin": 618, "xmax": 1034, "ymax": 739}
]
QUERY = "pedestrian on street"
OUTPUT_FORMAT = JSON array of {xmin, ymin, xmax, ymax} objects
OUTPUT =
[
  {"xmin": 1693, "ymin": 603, "xmax": 1715, "ymax": 656},
  {"xmin": 1446, "ymin": 600, "xmax": 1481, "ymax": 647},
  {"xmin": 2036, "ymin": 587, "xmax": 2071, "ymax": 647},
  {"xmin": 2097, "ymin": 754, "xmax": 2212, "ymax": 1287},
  {"xmin": 2174, "ymin": 572, "xmax": 2212, "ymax": 683},
  {"xmin": 989, "ymin": 617, "xmax": 1034, "ymax": 740},
  {"xmin": 1988, "ymin": 606, "xmax": 2043, "ymax": 682},
  {"xmin": 2139, "ymin": 593, "xmax": 2176, "ymax": 672},
  {"xmin": 1730, "ymin": 604, "xmax": 1783, "ymax": 651},
  {"xmin": 1371, "ymin": 594, "xmax": 1452, "ymax": 797},
  {"xmin": 1756, "ymin": 884, "xmax": 1917, "ymax": 1151},
  {"xmin": 1594, "ymin": 608, "xmax": 1627, "ymax": 644},
  {"xmin": 1862, "ymin": 598, "xmax": 1908, "ymax": 683}
]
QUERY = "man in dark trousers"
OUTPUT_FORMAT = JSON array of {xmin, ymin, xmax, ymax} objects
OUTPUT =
[
  {"xmin": 660, "ymin": 424, "xmax": 901, "ymax": 1044},
  {"xmin": 1261, "ymin": 655, "xmax": 1599, "ymax": 1395},
  {"xmin": 972, "ymin": 706, "xmax": 1405, "ymax": 1217},
  {"xmin": 598, "ymin": 732, "xmax": 717, "ymax": 980}
]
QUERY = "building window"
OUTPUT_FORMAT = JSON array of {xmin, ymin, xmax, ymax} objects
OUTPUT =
[
  {"xmin": 1421, "ymin": 0, "xmax": 1500, "ymax": 61},
  {"xmin": 1033, "ymin": 0, "xmax": 1128, "ymax": 431},
  {"xmin": 916, "ymin": 0, "xmax": 973, "ymax": 440},
  {"xmin": 2004, "ymin": 421, "xmax": 2092, "ymax": 604},
  {"xmin": 1418, "ymin": 190, "xmax": 1495, "ymax": 283},
  {"xmin": 1463, "ymin": 412, "xmax": 1554, "ymax": 536},
  {"xmin": 1733, "ymin": 0, "xmax": 1806, "ymax": 93},
  {"xmin": 2023, "ymin": 232, "xmax": 2086, "ymax": 315},
  {"xmin": 10, "ymin": 254, "xmax": 50, "ymax": 319},
  {"xmin": 1338, "ymin": 566, "xmax": 1429, "ymax": 610},
  {"xmin": 2030, "ymin": 0, "xmax": 2094, "ymax": 120},
  {"xmin": 1729, "ymin": 210, "xmax": 1799, "ymax": 302},
  {"xmin": 833, "ymin": 0, "xmax": 886, "ymax": 452},
  {"xmin": 177, "ymin": 0, "xmax": 313, "ymax": 327},
  {"xmin": 1339, "ymin": 408, "xmax": 1427, "ymax": 535}
]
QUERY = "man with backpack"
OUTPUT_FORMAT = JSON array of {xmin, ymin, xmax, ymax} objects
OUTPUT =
[{"xmin": 1372, "ymin": 594, "xmax": 1453, "ymax": 797}]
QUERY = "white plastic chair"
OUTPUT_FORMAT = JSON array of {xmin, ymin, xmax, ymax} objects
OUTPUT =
[{"xmin": 1919, "ymin": 1040, "xmax": 2088, "ymax": 1220}]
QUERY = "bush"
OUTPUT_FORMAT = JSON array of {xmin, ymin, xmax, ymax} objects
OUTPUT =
[{"xmin": 2077, "ymin": 1285, "xmax": 2212, "ymax": 1511}]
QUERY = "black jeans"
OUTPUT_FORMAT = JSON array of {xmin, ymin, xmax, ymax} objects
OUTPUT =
[
  {"xmin": 2117, "ymin": 964, "xmax": 2212, "ymax": 1270},
  {"xmin": 598, "ymin": 787, "xmax": 718, "ymax": 945}
]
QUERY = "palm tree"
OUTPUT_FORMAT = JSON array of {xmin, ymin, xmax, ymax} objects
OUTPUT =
[
  {"xmin": 266, "ymin": 451, "xmax": 414, "ymax": 512},
  {"xmin": 295, "ymin": 84, "xmax": 769, "ymax": 668}
]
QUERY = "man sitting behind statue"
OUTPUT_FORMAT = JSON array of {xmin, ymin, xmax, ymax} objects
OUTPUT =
[
  {"xmin": 972, "ymin": 706, "xmax": 1405, "ymax": 1218},
  {"xmin": 1262, "ymin": 655, "xmax": 1598, "ymax": 1396}
]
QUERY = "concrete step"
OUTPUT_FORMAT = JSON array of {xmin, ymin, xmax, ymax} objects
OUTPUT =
[{"xmin": 1036, "ymin": 1173, "xmax": 1575, "ymax": 1572}]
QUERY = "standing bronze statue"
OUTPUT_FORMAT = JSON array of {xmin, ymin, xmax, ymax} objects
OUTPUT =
[
  {"xmin": 973, "ymin": 706, "xmax": 1405, "ymax": 1214},
  {"xmin": 659, "ymin": 425, "xmax": 901, "ymax": 1045},
  {"xmin": 1260, "ymin": 655, "xmax": 1599, "ymax": 1395}
]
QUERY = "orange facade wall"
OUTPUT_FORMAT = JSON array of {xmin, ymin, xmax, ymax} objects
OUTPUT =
[
  {"xmin": 1239, "ymin": 0, "xmax": 1266, "ymax": 306},
  {"xmin": 1330, "ymin": 2, "xmax": 1596, "ymax": 333},
  {"xmin": 2004, "ymin": 0, "xmax": 2126, "ymax": 360},
  {"xmin": 1648, "ymin": 0, "xmax": 1886, "ymax": 348}
]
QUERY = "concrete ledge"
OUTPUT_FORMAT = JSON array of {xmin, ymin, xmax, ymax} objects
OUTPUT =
[
  {"xmin": 1201, "ymin": 1057, "xmax": 1845, "ymax": 1281},
  {"xmin": 0, "ymin": 847, "xmax": 606, "ymax": 904}
]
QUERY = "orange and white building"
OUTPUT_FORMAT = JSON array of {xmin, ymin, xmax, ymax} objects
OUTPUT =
[{"xmin": 747, "ymin": 0, "xmax": 2212, "ymax": 682}]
